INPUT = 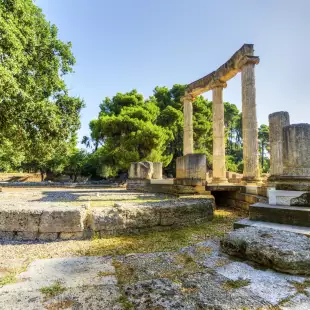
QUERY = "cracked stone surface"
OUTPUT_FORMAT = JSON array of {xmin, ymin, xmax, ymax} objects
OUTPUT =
[
  {"xmin": 0, "ymin": 239, "xmax": 309, "ymax": 309},
  {"xmin": 221, "ymin": 226, "xmax": 310, "ymax": 275}
]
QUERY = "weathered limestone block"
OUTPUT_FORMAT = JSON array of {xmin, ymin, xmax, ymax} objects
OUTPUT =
[
  {"xmin": 15, "ymin": 231, "xmax": 38, "ymax": 241},
  {"xmin": 59, "ymin": 232, "xmax": 84, "ymax": 240},
  {"xmin": 221, "ymin": 227, "xmax": 310, "ymax": 275},
  {"xmin": 176, "ymin": 154, "xmax": 206, "ymax": 185},
  {"xmin": 269, "ymin": 111, "xmax": 290, "ymax": 177},
  {"xmin": 0, "ymin": 231, "xmax": 14, "ymax": 240},
  {"xmin": 128, "ymin": 162, "xmax": 154, "ymax": 180},
  {"xmin": 90, "ymin": 197, "xmax": 214, "ymax": 235},
  {"xmin": 152, "ymin": 162, "xmax": 163, "ymax": 179},
  {"xmin": 39, "ymin": 206, "xmax": 87, "ymax": 233},
  {"xmin": 282, "ymin": 124, "xmax": 310, "ymax": 177},
  {"xmin": 0, "ymin": 207, "xmax": 42, "ymax": 232},
  {"xmin": 38, "ymin": 232, "xmax": 58, "ymax": 241}
]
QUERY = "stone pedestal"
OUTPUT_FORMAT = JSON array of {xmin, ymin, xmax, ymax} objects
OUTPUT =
[
  {"xmin": 183, "ymin": 95, "xmax": 194, "ymax": 155},
  {"xmin": 269, "ymin": 112, "xmax": 290, "ymax": 179},
  {"xmin": 241, "ymin": 59, "xmax": 260, "ymax": 183},
  {"xmin": 274, "ymin": 123, "xmax": 310, "ymax": 191},
  {"xmin": 282, "ymin": 124, "xmax": 310, "ymax": 177},
  {"xmin": 176, "ymin": 154, "xmax": 206, "ymax": 186},
  {"xmin": 152, "ymin": 162, "xmax": 163, "ymax": 179},
  {"xmin": 212, "ymin": 83, "xmax": 228, "ymax": 183},
  {"xmin": 128, "ymin": 162, "xmax": 154, "ymax": 180}
]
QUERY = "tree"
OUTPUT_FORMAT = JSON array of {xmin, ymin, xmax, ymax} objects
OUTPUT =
[
  {"xmin": 0, "ymin": 0, "xmax": 84, "ymax": 173},
  {"xmin": 258, "ymin": 124, "xmax": 270, "ymax": 173},
  {"xmin": 86, "ymin": 90, "xmax": 171, "ymax": 175},
  {"xmin": 64, "ymin": 149, "xmax": 89, "ymax": 182}
]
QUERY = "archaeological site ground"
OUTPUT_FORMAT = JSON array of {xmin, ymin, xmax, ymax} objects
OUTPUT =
[{"xmin": 0, "ymin": 43, "xmax": 310, "ymax": 310}]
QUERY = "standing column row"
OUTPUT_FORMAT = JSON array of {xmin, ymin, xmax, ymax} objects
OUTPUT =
[
  {"xmin": 183, "ymin": 94, "xmax": 194, "ymax": 155},
  {"xmin": 241, "ymin": 57, "xmax": 260, "ymax": 183},
  {"xmin": 212, "ymin": 82, "xmax": 228, "ymax": 183}
]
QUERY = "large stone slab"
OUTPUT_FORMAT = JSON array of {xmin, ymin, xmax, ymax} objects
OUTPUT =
[
  {"xmin": 0, "ymin": 206, "xmax": 42, "ymax": 232},
  {"xmin": 39, "ymin": 206, "xmax": 87, "ymax": 233},
  {"xmin": 0, "ymin": 256, "xmax": 121, "ymax": 310},
  {"xmin": 220, "ymin": 227, "xmax": 310, "ymax": 275}
]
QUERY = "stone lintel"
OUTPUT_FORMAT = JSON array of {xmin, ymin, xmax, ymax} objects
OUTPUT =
[{"xmin": 185, "ymin": 44, "xmax": 258, "ymax": 97}]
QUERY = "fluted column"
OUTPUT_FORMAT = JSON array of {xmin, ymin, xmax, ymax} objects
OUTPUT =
[
  {"xmin": 212, "ymin": 82, "xmax": 228, "ymax": 183},
  {"xmin": 241, "ymin": 56, "xmax": 260, "ymax": 183},
  {"xmin": 183, "ymin": 94, "xmax": 194, "ymax": 155}
]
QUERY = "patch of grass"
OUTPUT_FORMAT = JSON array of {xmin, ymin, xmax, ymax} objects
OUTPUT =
[
  {"xmin": 40, "ymin": 281, "xmax": 67, "ymax": 299},
  {"xmin": 45, "ymin": 299, "xmax": 74, "ymax": 310},
  {"xmin": 0, "ymin": 264, "xmax": 29, "ymax": 288},
  {"xmin": 75, "ymin": 208, "xmax": 244, "ymax": 257},
  {"xmin": 0, "ymin": 273, "xmax": 17, "ymax": 287},
  {"xmin": 97, "ymin": 271, "xmax": 115, "ymax": 277},
  {"xmin": 290, "ymin": 280, "xmax": 310, "ymax": 296},
  {"xmin": 278, "ymin": 295, "xmax": 295, "ymax": 306},
  {"xmin": 118, "ymin": 294, "xmax": 134, "ymax": 310},
  {"xmin": 222, "ymin": 279, "xmax": 251, "ymax": 290},
  {"xmin": 113, "ymin": 260, "xmax": 138, "ymax": 285}
]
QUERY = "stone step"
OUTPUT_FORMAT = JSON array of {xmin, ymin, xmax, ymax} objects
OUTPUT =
[
  {"xmin": 234, "ymin": 218, "xmax": 310, "ymax": 236},
  {"xmin": 249, "ymin": 202, "xmax": 310, "ymax": 227}
]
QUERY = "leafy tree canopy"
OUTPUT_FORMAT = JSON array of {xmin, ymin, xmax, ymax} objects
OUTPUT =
[{"xmin": 0, "ymin": 0, "xmax": 84, "ymax": 172}]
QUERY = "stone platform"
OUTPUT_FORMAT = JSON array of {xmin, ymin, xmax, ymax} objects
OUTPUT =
[{"xmin": 0, "ymin": 189, "xmax": 214, "ymax": 241}]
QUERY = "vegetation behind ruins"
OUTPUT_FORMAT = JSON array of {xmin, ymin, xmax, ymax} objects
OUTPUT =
[{"xmin": 0, "ymin": 0, "xmax": 269, "ymax": 180}]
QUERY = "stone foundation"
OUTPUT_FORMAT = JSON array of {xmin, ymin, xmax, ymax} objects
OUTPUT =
[{"xmin": 0, "ymin": 196, "xmax": 214, "ymax": 241}]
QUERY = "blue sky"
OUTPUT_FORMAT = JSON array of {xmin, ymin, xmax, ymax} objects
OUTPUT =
[{"xmin": 36, "ymin": 0, "xmax": 310, "ymax": 143}]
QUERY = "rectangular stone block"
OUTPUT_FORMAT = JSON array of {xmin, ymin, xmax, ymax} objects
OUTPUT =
[
  {"xmin": 59, "ymin": 232, "xmax": 84, "ymax": 240},
  {"xmin": 128, "ymin": 162, "xmax": 153, "ymax": 179},
  {"xmin": 16, "ymin": 231, "xmax": 38, "ymax": 241},
  {"xmin": 38, "ymin": 232, "xmax": 58, "ymax": 241},
  {"xmin": 250, "ymin": 203, "xmax": 310, "ymax": 227},
  {"xmin": 39, "ymin": 206, "xmax": 87, "ymax": 233},
  {"xmin": 152, "ymin": 162, "xmax": 163, "ymax": 179},
  {"xmin": 176, "ymin": 154, "xmax": 206, "ymax": 185},
  {"xmin": 0, "ymin": 208, "xmax": 42, "ymax": 232},
  {"xmin": 0, "ymin": 231, "xmax": 15, "ymax": 240}
]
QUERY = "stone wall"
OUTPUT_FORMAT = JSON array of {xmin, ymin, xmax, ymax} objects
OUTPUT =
[
  {"xmin": 0, "ymin": 205, "xmax": 87, "ymax": 241},
  {"xmin": 0, "ymin": 196, "xmax": 214, "ymax": 241},
  {"xmin": 213, "ymin": 188, "xmax": 267, "ymax": 211}
]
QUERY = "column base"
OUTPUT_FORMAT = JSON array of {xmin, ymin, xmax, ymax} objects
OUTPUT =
[
  {"xmin": 241, "ymin": 176, "xmax": 262, "ymax": 186},
  {"xmin": 211, "ymin": 177, "xmax": 228, "ymax": 184}
]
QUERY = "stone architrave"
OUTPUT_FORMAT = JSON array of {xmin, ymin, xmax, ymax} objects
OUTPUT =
[
  {"xmin": 269, "ymin": 112, "xmax": 290, "ymax": 177},
  {"xmin": 241, "ymin": 56, "xmax": 260, "ymax": 183},
  {"xmin": 282, "ymin": 124, "xmax": 310, "ymax": 177},
  {"xmin": 212, "ymin": 81, "xmax": 228, "ymax": 183},
  {"xmin": 183, "ymin": 94, "xmax": 194, "ymax": 155}
]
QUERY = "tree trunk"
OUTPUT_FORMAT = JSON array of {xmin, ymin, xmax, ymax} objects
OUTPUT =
[{"xmin": 40, "ymin": 170, "xmax": 45, "ymax": 182}]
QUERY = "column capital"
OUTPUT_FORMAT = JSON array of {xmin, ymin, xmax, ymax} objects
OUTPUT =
[
  {"xmin": 210, "ymin": 80, "xmax": 227, "ymax": 90},
  {"xmin": 182, "ymin": 92, "xmax": 196, "ymax": 103},
  {"xmin": 238, "ymin": 55, "xmax": 260, "ymax": 69}
]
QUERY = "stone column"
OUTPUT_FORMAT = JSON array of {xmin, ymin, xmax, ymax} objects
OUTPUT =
[
  {"xmin": 241, "ymin": 56, "xmax": 260, "ymax": 183},
  {"xmin": 183, "ymin": 94, "xmax": 194, "ymax": 155},
  {"xmin": 282, "ymin": 124, "xmax": 310, "ymax": 177},
  {"xmin": 269, "ymin": 112, "xmax": 290, "ymax": 178},
  {"xmin": 212, "ymin": 82, "xmax": 228, "ymax": 183}
]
